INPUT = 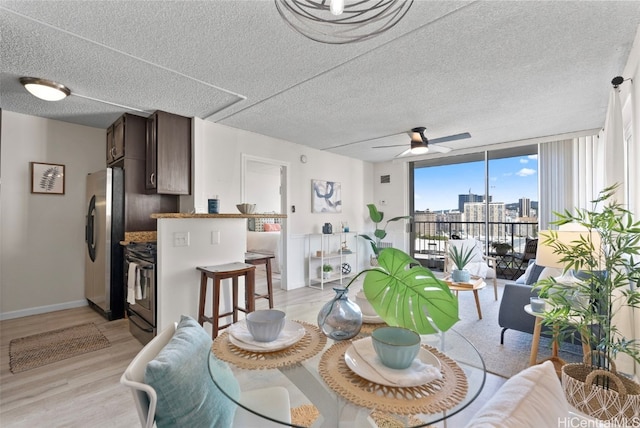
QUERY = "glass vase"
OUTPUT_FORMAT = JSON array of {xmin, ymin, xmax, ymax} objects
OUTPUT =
[{"xmin": 317, "ymin": 287, "xmax": 362, "ymax": 340}]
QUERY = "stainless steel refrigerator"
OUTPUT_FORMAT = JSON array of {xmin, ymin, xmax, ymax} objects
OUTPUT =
[{"xmin": 85, "ymin": 168, "xmax": 125, "ymax": 320}]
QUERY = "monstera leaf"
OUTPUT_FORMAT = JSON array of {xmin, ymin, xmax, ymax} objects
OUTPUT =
[{"xmin": 360, "ymin": 248, "xmax": 459, "ymax": 334}]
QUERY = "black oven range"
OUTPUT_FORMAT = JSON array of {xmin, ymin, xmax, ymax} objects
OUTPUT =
[{"xmin": 125, "ymin": 242, "xmax": 157, "ymax": 345}]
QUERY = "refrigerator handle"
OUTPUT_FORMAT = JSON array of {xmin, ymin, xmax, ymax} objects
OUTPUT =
[{"xmin": 86, "ymin": 195, "xmax": 97, "ymax": 262}]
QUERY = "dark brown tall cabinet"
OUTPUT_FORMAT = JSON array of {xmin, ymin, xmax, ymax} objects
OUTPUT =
[
  {"xmin": 146, "ymin": 110, "xmax": 191, "ymax": 195},
  {"xmin": 106, "ymin": 113, "xmax": 178, "ymax": 232}
]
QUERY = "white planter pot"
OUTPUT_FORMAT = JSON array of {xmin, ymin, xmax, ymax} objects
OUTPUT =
[{"xmin": 451, "ymin": 269, "xmax": 470, "ymax": 283}]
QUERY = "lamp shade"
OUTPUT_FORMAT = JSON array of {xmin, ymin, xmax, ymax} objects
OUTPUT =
[{"xmin": 536, "ymin": 224, "xmax": 603, "ymax": 270}]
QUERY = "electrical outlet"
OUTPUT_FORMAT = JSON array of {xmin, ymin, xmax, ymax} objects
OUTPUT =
[
  {"xmin": 173, "ymin": 232, "xmax": 190, "ymax": 247},
  {"xmin": 211, "ymin": 230, "xmax": 220, "ymax": 245},
  {"xmin": 380, "ymin": 200, "xmax": 387, "ymax": 206}
]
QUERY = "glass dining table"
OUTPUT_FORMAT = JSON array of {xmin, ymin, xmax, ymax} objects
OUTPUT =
[{"xmin": 209, "ymin": 301, "xmax": 486, "ymax": 427}]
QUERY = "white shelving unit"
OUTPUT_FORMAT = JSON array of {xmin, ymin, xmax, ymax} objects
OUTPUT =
[{"xmin": 307, "ymin": 232, "xmax": 359, "ymax": 290}]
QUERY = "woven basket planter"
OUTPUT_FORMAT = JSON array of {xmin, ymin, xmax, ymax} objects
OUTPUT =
[{"xmin": 562, "ymin": 352, "xmax": 640, "ymax": 423}]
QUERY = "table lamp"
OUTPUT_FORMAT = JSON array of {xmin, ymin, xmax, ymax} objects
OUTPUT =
[{"xmin": 536, "ymin": 223, "xmax": 602, "ymax": 285}]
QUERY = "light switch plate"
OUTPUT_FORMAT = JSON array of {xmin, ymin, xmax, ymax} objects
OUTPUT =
[
  {"xmin": 173, "ymin": 232, "xmax": 190, "ymax": 247},
  {"xmin": 211, "ymin": 230, "xmax": 220, "ymax": 245}
]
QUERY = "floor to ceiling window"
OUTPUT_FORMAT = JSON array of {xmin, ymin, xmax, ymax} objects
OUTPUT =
[{"xmin": 409, "ymin": 144, "xmax": 538, "ymax": 272}]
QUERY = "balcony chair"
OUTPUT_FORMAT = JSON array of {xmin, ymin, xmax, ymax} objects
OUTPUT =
[
  {"xmin": 444, "ymin": 238, "xmax": 499, "ymax": 300},
  {"xmin": 120, "ymin": 316, "xmax": 291, "ymax": 428}
]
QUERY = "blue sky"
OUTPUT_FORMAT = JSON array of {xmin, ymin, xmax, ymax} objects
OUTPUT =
[{"xmin": 414, "ymin": 155, "xmax": 538, "ymax": 211}]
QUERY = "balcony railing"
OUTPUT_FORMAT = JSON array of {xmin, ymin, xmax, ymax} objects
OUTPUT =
[{"xmin": 412, "ymin": 220, "xmax": 539, "ymax": 279}]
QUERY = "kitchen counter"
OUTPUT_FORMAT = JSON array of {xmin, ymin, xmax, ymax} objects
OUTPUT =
[
  {"xmin": 151, "ymin": 213, "xmax": 287, "ymax": 219},
  {"xmin": 122, "ymin": 231, "xmax": 157, "ymax": 245}
]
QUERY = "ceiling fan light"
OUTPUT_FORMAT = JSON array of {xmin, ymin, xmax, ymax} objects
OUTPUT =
[
  {"xmin": 410, "ymin": 142, "xmax": 429, "ymax": 154},
  {"xmin": 19, "ymin": 77, "xmax": 70, "ymax": 101}
]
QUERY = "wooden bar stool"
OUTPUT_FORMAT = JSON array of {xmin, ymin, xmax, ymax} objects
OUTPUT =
[
  {"xmin": 196, "ymin": 262, "xmax": 256, "ymax": 338},
  {"xmin": 244, "ymin": 252, "xmax": 276, "ymax": 309}
]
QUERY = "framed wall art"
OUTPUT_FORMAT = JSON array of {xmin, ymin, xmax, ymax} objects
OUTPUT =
[
  {"xmin": 31, "ymin": 162, "xmax": 65, "ymax": 195},
  {"xmin": 312, "ymin": 179, "xmax": 342, "ymax": 213}
]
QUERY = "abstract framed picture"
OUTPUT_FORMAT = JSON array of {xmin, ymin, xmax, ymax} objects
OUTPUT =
[
  {"xmin": 31, "ymin": 162, "xmax": 65, "ymax": 195},
  {"xmin": 312, "ymin": 179, "xmax": 342, "ymax": 213}
]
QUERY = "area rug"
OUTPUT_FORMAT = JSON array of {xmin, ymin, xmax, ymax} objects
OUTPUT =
[
  {"xmin": 451, "ymin": 284, "xmax": 582, "ymax": 379},
  {"xmin": 9, "ymin": 323, "xmax": 111, "ymax": 374}
]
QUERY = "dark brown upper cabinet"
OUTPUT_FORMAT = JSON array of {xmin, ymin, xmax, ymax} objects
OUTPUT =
[
  {"xmin": 106, "ymin": 114, "xmax": 146, "ymax": 166},
  {"xmin": 145, "ymin": 111, "xmax": 191, "ymax": 195}
]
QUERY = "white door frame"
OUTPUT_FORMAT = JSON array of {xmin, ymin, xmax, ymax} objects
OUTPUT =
[{"xmin": 241, "ymin": 154, "xmax": 290, "ymax": 289}]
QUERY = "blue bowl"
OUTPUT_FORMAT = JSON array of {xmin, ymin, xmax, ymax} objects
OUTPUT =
[
  {"xmin": 246, "ymin": 309, "xmax": 286, "ymax": 342},
  {"xmin": 371, "ymin": 326, "xmax": 420, "ymax": 369}
]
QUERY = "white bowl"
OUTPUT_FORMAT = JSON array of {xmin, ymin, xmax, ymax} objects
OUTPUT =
[
  {"xmin": 246, "ymin": 309, "xmax": 286, "ymax": 342},
  {"xmin": 236, "ymin": 203, "xmax": 257, "ymax": 214},
  {"xmin": 355, "ymin": 291, "xmax": 377, "ymax": 317}
]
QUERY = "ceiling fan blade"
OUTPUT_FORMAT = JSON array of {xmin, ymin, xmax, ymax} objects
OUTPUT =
[
  {"xmin": 394, "ymin": 148, "xmax": 412, "ymax": 158},
  {"xmin": 429, "ymin": 132, "xmax": 471, "ymax": 145},
  {"xmin": 429, "ymin": 144, "xmax": 453, "ymax": 153},
  {"xmin": 372, "ymin": 143, "xmax": 406, "ymax": 149}
]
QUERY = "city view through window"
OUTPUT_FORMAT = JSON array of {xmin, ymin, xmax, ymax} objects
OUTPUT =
[{"xmin": 411, "ymin": 152, "xmax": 538, "ymax": 268}]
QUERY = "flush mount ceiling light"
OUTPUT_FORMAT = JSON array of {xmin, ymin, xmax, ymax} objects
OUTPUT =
[
  {"xmin": 275, "ymin": 0, "xmax": 414, "ymax": 44},
  {"xmin": 19, "ymin": 77, "xmax": 71, "ymax": 101},
  {"xmin": 409, "ymin": 127, "xmax": 429, "ymax": 154}
]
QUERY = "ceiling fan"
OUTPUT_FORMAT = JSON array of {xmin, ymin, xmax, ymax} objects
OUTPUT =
[{"xmin": 373, "ymin": 127, "xmax": 471, "ymax": 158}]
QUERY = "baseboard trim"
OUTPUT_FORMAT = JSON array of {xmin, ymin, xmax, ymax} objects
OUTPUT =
[{"xmin": 0, "ymin": 300, "xmax": 88, "ymax": 320}]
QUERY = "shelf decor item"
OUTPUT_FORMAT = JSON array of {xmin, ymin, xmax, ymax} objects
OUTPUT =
[
  {"xmin": 30, "ymin": 162, "xmax": 65, "ymax": 195},
  {"xmin": 536, "ymin": 184, "xmax": 640, "ymax": 423},
  {"xmin": 322, "ymin": 264, "xmax": 333, "ymax": 280},
  {"xmin": 317, "ymin": 287, "xmax": 362, "ymax": 340}
]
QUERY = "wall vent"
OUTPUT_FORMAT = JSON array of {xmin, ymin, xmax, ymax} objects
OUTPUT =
[{"xmin": 380, "ymin": 175, "xmax": 391, "ymax": 184}]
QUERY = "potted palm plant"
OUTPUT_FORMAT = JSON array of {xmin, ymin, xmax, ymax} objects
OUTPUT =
[
  {"xmin": 448, "ymin": 244, "xmax": 475, "ymax": 283},
  {"xmin": 359, "ymin": 203, "xmax": 411, "ymax": 265},
  {"xmin": 536, "ymin": 184, "xmax": 640, "ymax": 423}
]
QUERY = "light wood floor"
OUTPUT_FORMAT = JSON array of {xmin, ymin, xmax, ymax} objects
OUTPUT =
[{"xmin": 0, "ymin": 271, "xmax": 506, "ymax": 427}]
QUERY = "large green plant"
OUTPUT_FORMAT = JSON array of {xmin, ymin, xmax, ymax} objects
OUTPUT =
[
  {"xmin": 345, "ymin": 247, "xmax": 459, "ymax": 334},
  {"xmin": 536, "ymin": 184, "xmax": 640, "ymax": 372},
  {"xmin": 359, "ymin": 203, "xmax": 411, "ymax": 255}
]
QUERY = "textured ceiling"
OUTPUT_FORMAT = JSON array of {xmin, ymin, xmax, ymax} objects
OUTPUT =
[{"xmin": 1, "ymin": 1, "xmax": 639, "ymax": 163}]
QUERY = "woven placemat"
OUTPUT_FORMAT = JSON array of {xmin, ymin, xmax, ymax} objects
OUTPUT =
[
  {"xmin": 318, "ymin": 341, "xmax": 468, "ymax": 415},
  {"xmin": 212, "ymin": 320, "xmax": 327, "ymax": 369},
  {"xmin": 360, "ymin": 321, "xmax": 387, "ymax": 335}
]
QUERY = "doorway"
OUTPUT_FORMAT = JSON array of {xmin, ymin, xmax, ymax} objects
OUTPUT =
[{"xmin": 241, "ymin": 154, "xmax": 289, "ymax": 289}]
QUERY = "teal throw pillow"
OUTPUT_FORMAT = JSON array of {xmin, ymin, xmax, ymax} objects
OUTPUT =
[{"xmin": 144, "ymin": 315, "xmax": 240, "ymax": 428}]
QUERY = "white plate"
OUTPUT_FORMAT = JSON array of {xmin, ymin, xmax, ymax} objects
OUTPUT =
[
  {"xmin": 228, "ymin": 320, "xmax": 305, "ymax": 352},
  {"xmin": 344, "ymin": 342, "xmax": 441, "ymax": 387},
  {"xmin": 362, "ymin": 314, "xmax": 385, "ymax": 324}
]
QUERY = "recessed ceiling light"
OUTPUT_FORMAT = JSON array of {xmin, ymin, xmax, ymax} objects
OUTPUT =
[{"xmin": 19, "ymin": 77, "xmax": 70, "ymax": 101}]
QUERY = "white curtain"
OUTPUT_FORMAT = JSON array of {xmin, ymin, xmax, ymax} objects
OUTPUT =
[
  {"xmin": 601, "ymin": 88, "xmax": 627, "ymax": 205},
  {"xmin": 602, "ymin": 86, "xmax": 635, "ymax": 376},
  {"xmin": 538, "ymin": 139, "xmax": 574, "ymax": 229},
  {"xmin": 571, "ymin": 135, "xmax": 599, "ymax": 209}
]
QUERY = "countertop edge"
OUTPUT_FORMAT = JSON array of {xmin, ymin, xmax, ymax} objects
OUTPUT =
[{"xmin": 151, "ymin": 213, "xmax": 288, "ymax": 219}]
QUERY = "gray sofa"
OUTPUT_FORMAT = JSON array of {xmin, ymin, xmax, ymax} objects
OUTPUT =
[
  {"xmin": 498, "ymin": 260, "xmax": 587, "ymax": 346},
  {"xmin": 498, "ymin": 261, "xmax": 547, "ymax": 344}
]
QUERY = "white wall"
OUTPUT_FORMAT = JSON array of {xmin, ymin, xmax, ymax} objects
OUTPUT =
[
  {"xmin": 0, "ymin": 112, "xmax": 379, "ymax": 316},
  {"xmin": 188, "ymin": 119, "xmax": 375, "ymax": 288},
  {"xmin": 1, "ymin": 111, "xmax": 105, "ymax": 318}
]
